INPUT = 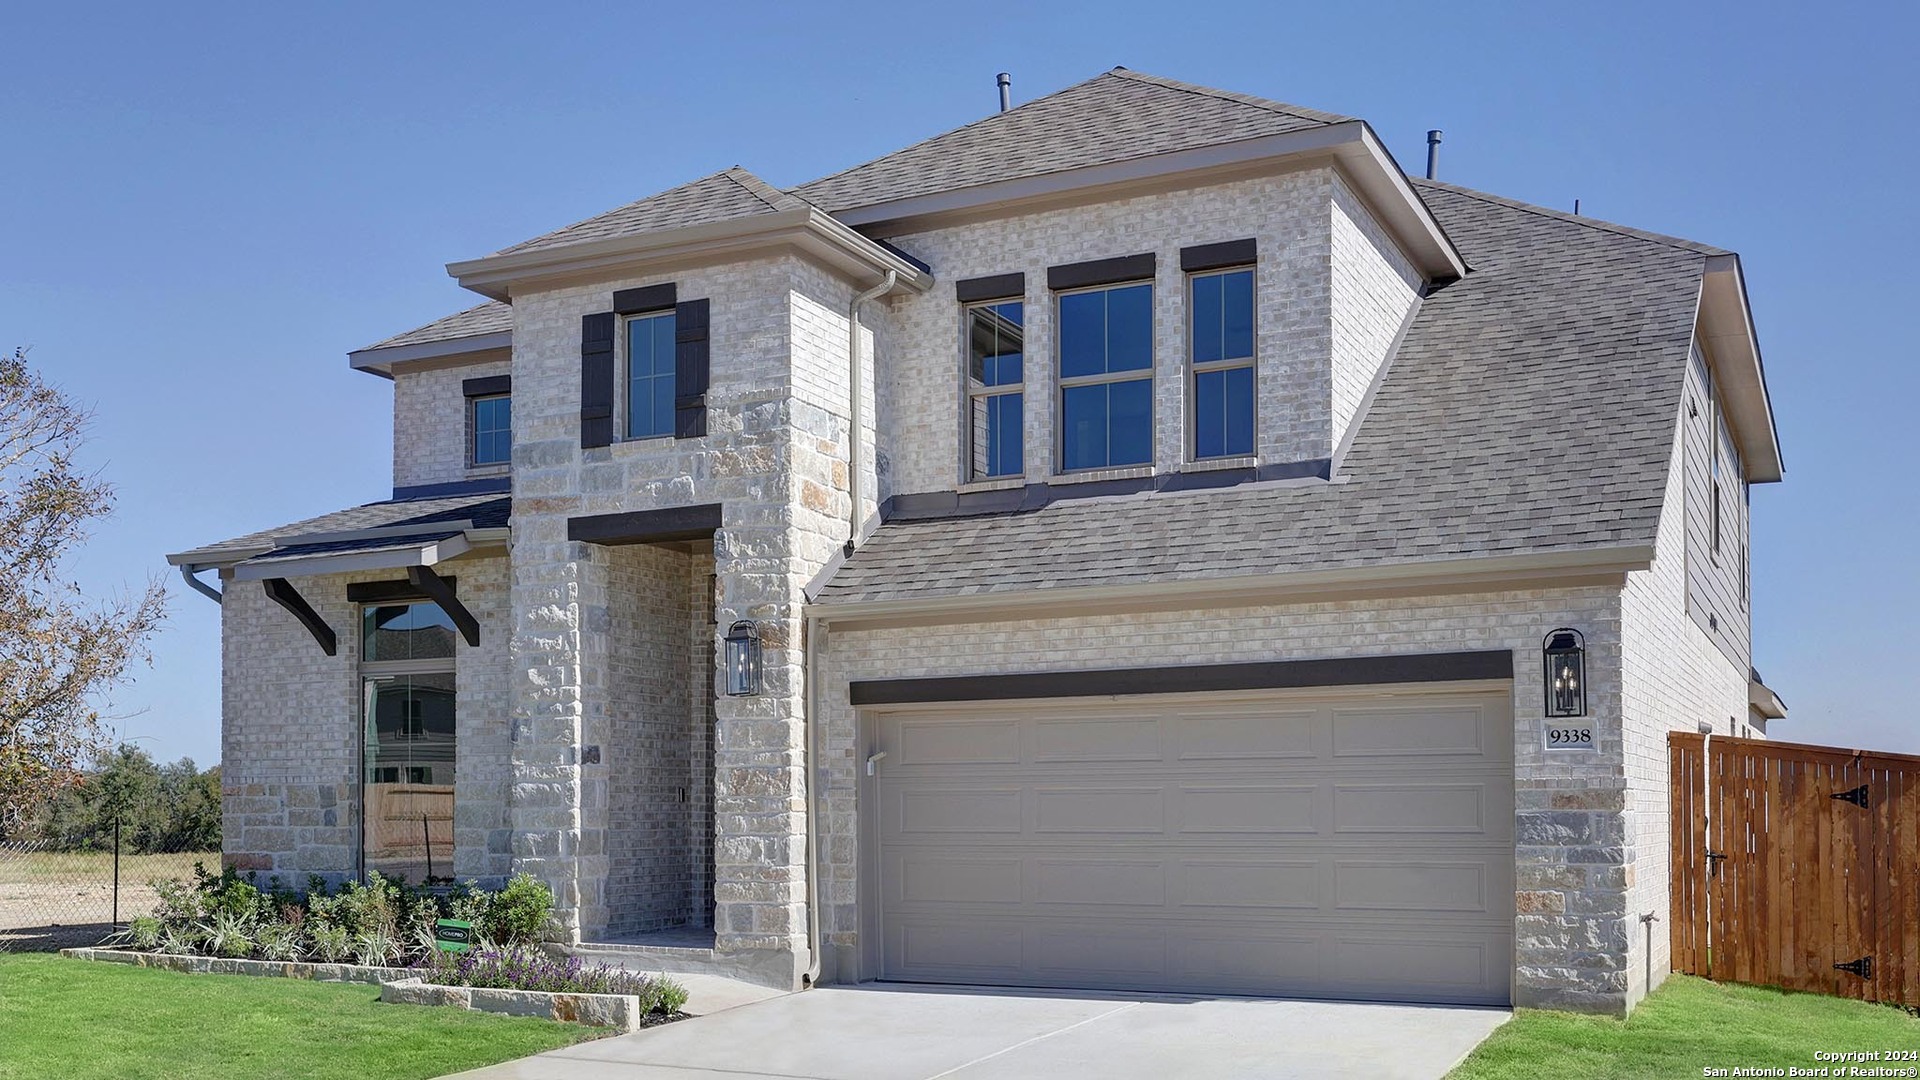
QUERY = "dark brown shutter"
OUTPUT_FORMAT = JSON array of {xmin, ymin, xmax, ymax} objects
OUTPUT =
[
  {"xmin": 673, "ymin": 298, "xmax": 710, "ymax": 439},
  {"xmin": 581, "ymin": 312, "xmax": 616, "ymax": 448}
]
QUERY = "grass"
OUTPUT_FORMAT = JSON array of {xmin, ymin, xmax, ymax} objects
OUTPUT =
[
  {"xmin": 0, "ymin": 849, "xmax": 216, "ymax": 883},
  {"xmin": 1449, "ymin": 974, "xmax": 1920, "ymax": 1079},
  {"xmin": 0, "ymin": 953, "xmax": 598, "ymax": 1080}
]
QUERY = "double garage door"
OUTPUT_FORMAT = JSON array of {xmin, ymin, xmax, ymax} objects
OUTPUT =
[{"xmin": 870, "ymin": 685, "xmax": 1515, "ymax": 1006}]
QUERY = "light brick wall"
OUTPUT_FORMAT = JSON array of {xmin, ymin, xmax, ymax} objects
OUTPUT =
[
  {"xmin": 219, "ymin": 555, "xmax": 513, "ymax": 885},
  {"xmin": 392, "ymin": 358, "xmax": 511, "ymax": 490},
  {"xmin": 876, "ymin": 169, "xmax": 1340, "ymax": 497},
  {"xmin": 1620, "ymin": 404, "xmax": 1751, "ymax": 1006},
  {"xmin": 1330, "ymin": 173, "xmax": 1421, "ymax": 449},
  {"xmin": 820, "ymin": 584, "xmax": 1635, "ymax": 1011}
]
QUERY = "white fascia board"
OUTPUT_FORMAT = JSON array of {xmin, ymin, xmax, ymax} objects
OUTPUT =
[
  {"xmin": 165, "ymin": 544, "xmax": 275, "ymax": 569},
  {"xmin": 268, "ymin": 519, "xmax": 476, "ymax": 548},
  {"xmin": 230, "ymin": 533, "xmax": 472, "ymax": 582},
  {"xmin": 1700, "ymin": 253, "xmax": 1785, "ymax": 483},
  {"xmin": 811, "ymin": 544, "xmax": 1655, "ymax": 627},
  {"xmin": 1749, "ymin": 676, "xmax": 1788, "ymax": 720},
  {"xmin": 825, "ymin": 121, "xmax": 1467, "ymax": 282},
  {"xmin": 348, "ymin": 332, "xmax": 514, "ymax": 378},
  {"xmin": 445, "ymin": 209, "xmax": 933, "ymax": 302}
]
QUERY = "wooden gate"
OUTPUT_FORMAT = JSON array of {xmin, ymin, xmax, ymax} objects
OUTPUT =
[{"xmin": 1671, "ymin": 732, "xmax": 1920, "ymax": 1004}]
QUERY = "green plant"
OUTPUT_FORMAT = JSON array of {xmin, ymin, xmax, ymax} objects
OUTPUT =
[
  {"xmin": 354, "ymin": 921, "xmax": 399, "ymax": 967},
  {"xmin": 199, "ymin": 908, "xmax": 255, "ymax": 959},
  {"xmin": 658, "ymin": 979, "xmax": 689, "ymax": 1015},
  {"xmin": 308, "ymin": 923, "xmax": 350, "ymax": 963},
  {"xmin": 256, "ymin": 919, "xmax": 303, "ymax": 961},
  {"xmin": 125, "ymin": 916, "xmax": 163, "ymax": 951},
  {"xmin": 158, "ymin": 923, "xmax": 200, "ymax": 956},
  {"xmin": 484, "ymin": 873, "xmax": 553, "ymax": 946}
]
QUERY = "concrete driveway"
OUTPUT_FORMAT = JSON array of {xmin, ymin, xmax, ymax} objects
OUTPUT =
[{"xmin": 448, "ymin": 983, "xmax": 1510, "ymax": 1080}]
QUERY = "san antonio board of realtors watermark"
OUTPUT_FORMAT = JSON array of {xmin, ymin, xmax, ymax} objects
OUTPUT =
[{"xmin": 1703, "ymin": 1052, "xmax": 1920, "ymax": 1077}]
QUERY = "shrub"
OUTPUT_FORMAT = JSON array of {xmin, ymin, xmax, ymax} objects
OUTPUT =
[
  {"xmin": 419, "ymin": 946, "xmax": 686, "ymax": 1013},
  {"xmin": 483, "ymin": 873, "xmax": 552, "ymax": 946},
  {"xmin": 308, "ymin": 923, "xmax": 350, "ymax": 963}
]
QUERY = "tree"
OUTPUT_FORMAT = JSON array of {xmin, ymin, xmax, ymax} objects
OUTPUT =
[
  {"xmin": 34, "ymin": 745, "xmax": 220, "ymax": 853},
  {"xmin": 0, "ymin": 348, "xmax": 167, "ymax": 835}
]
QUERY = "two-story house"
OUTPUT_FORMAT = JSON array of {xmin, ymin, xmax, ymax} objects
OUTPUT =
[{"xmin": 167, "ymin": 68, "xmax": 1786, "ymax": 1015}]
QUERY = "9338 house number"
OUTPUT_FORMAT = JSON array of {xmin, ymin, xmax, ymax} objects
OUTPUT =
[{"xmin": 1544, "ymin": 724, "xmax": 1595, "ymax": 750}]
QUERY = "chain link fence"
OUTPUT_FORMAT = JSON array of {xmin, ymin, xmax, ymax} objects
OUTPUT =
[{"xmin": 0, "ymin": 831, "xmax": 215, "ymax": 952}]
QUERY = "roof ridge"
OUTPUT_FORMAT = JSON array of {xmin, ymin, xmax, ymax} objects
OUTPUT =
[
  {"xmin": 1413, "ymin": 178, "xmax": 1728, "ymax": 257},
  {"xmin": 1105, "ymin": 68, "xmax": 1347, "ymax": 127},
  {"xmin": 788, "ymin": 70, "xmax": 1128, "ymax": 195},
  {"xmin": 720, "ymin": 166, "xmax": 793, "ymax": 212}
]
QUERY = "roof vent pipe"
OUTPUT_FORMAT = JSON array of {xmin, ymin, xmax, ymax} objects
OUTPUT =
[
  {"xmin": 1425, "ymin": 129, "xmax": 1443, "ymax": 180},
  {"xmin": 997, "ymin": 72, "xmax": 1011, "ymax": 112}
]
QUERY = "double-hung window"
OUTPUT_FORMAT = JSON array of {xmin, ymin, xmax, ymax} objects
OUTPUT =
[
  {"xmin": 965, "ymin": 301, "xmax": 1024, "ymax": 479},
  {"xmin": 1058, "ymin": 282, "xmax": 1153, "ymax": 471},
  {"xmin": 626, "ymin": 310, "xmax": 677, "ymax": 440},
  {"xmin": 470, "ymin": 394, "xmax": 511, "ymax": 466},
  {"xmin": 1189, "ymin": 267, "xmax": 1255, "ymax": 458}
]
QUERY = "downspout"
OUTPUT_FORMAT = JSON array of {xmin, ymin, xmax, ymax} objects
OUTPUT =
[
  {"xmin": 802, "ymin": 613, "xmax": 829, "ymax": 987},
  {"xmin": 845, "ymin": 271, "xmax": 896, "ymax": 554},
  {"xmin": 179, "ymin": 563, "xmax": 223, "ymax": 604}
]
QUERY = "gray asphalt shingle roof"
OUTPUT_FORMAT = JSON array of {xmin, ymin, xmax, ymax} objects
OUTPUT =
[
  {"xmin": 497, "ymin": 167, "xmax": 809, "ymax": 256},
  {"xmin": 174, "ymin": 493, "xmax": 511, "ymax": 563},
  {"xmin": 791, "ymin": 68, "xmax": 1353, "ymax": 211},
  {"xmin": 360, "ymin": 301, "xmax": 512, "ymax": 353},
  {"xmin": 814, "ymin": 179, "xmax": 1713, "ymax": 606}
]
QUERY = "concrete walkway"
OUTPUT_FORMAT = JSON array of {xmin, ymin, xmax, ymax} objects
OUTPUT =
[{"xmin": 448, "ymin": 983, "xmax": 1510, "ymax": 1080}]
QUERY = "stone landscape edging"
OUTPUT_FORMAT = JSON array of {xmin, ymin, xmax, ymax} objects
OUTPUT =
[
  {"xmin": 60, "ymin": 946, "xmax": 414, "ymax": 984},
  {"xmin": 379, "ymin": 976, "xmax": 642, "ymax": 1030}
]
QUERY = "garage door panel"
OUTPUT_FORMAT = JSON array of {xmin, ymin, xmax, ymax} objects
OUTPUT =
[
  {"xmin": 1332, "ymin": 782, "xmax": 1499, "ymax": 835},
  {"xmin": 1178, "ymin": 784, "xmax": 1318, "ymax": 833},
  {"xmin": 1174, "ymin": 709, "xmax": 1319, "ymax": 760},
  {"xmin": 1332, "ymin": 704, "xmax": 1491, "ymax": 757},
  {"xmin": 1176, "ymin": 859, "xmax": 1321, "ymax": 910},
  {"xmin": 1333, "ymin": 860, "xmax": 1493, "ymax": 913},
  {"xmin": 894, "ymin": 717, "xmax": 1023, "ymax": 766},
  {"xmin": 1032, "ymin": 786, "xmax": 1164, "ymax": 833},
  {"xmin": 873, "ymin": 687, "xmax": 1514, "ymax": 1005},
  {"xmin": 1033, "ymin": 717, "xmax": 1163, "ymax": 762},
  {"xmin": 1032, "ymin": 858, "xmax": 1167, "ymax": 906}
]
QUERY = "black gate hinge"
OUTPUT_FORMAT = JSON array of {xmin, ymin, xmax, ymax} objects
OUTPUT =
[
  {"xmin": 1835, "ymin": 956, "xmax": 1874, "ymax": 980},
  {"xmin": 1833, "ymin": 784, "xmax": 1870, "ymax": 808}
]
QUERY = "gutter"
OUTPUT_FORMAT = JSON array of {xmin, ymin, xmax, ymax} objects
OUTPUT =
[
  {"xmin": 844, "ymin": 272, "xmax": 896, "ymax": 554},
  {"xmin": 178, "ymin": 564, "xmax": 223, "ymax": 605}
]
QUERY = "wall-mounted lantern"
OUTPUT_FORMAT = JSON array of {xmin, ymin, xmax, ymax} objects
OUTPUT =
[
  {"xmin": 723, "ymin": 620, "xmax": 763, "ymax": 697},
  {"xmin": 1543, "ymin": 628, "xmax": 1586, "ymax": 718}
]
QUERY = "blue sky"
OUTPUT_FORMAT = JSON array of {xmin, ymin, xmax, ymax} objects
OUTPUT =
[{"xmin": 3, "ymin": 1, "xmax": 1914, "ymax": 765}]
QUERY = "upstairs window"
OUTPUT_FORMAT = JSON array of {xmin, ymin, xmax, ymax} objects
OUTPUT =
[
  {"xmin": 1058, "ymin": 282, "xmax": 1153, "ymax": 471},
  {"xmin": 1189, "ymin": 268, "xmax": 1255, "ymax": 458},
  {"xmin": 470, "ymin": 394, "xmax": 511, "ymax": 466},
  {"xmin": 626, "ymin": 310, "xmax": 677, "ymax": 440},
  {"xmin": 966, "ymin": 301, "xmax": 1024, "ymax": 479}
]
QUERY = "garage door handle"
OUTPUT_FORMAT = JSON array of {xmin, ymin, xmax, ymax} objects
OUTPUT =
[{"xmin": 866, "ymin": 751, "xmax": 888, "ymax": 777}]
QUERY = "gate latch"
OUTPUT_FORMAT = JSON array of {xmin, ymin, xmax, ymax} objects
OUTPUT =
[
  {"xmin": 1835, "ymin": 956, "xmax": 1874, "ymax": 980},
  {"xmin": 1832, "ymin": 784, "xmax": 1870, "ymax": 809},
  {"xmin": 1705, "ymin": 850, "xmax": 1727, "ymax": 876}
]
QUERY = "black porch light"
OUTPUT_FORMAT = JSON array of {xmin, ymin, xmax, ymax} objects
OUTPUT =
[
  {"xmin": 1543, "ymin": 628, "xmax": 1586, "ymax": 718},
  {"xmin": 723, "ymin": 620, "xmax": 763, "ymax": 697}
]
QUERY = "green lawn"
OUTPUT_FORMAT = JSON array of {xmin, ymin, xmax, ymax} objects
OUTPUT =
[
  {"xmin": 0, "ymin": 954, "xmax": 597, "ymax": 1080},
  {"xmin": 1450, "ymin": 974, "xmax": 1920, "ymax": 1079}
]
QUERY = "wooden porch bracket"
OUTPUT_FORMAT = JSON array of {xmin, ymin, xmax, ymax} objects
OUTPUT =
[
  {"xmin": 263, "ymin": 578, "xmax": 337, "ymax": 656},
  {"xmin": 406, "ymin": 565, "xmax": 479, "ymax": 646}
]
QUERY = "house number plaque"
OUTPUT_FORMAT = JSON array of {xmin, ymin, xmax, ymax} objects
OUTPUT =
[{"xmin": 1543, "ymin": 722, "xmax": 1595, "ymax": 750}]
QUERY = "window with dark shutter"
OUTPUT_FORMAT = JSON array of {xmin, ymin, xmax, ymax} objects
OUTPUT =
[
  {"xmin": 674, "ymin": 298, "xmax": 710, "ymax": 439},
  {"xmin": 580, "ymin": 312, "xmax": 616, "ymax": 448}
]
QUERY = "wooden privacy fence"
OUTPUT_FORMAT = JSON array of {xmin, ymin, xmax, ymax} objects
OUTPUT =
[{"xmin": 1671, "ymin": 732, "xmax": 1920, "ymax": 1005}]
